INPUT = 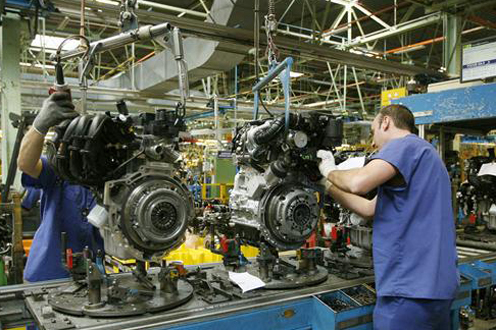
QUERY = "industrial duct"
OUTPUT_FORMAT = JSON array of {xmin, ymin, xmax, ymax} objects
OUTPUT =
[{"xmin": 101, "ymin": 0, "xmax": 249, "ymax": 93}]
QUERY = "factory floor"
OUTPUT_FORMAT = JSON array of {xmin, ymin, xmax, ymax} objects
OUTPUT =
[{"xmin": 472, "ymin": 319, "xmax": 496, "ymax": 329}]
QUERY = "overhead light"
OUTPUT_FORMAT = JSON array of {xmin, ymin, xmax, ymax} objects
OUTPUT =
[
  {"xmin": 96, "ymin": 0, "xmax": 120, "ymax": 5},
  {"xmin": 290, "ymin": 71, "xmax": 304, "ymax": 78},
  {"xmin": 393, "ymin": 45, "xmax": 426, "ymax": 55},
  {"xmin": 349, "ymin": 48, "xmax": 380, "ymax": 58},
  {"xmin": 272, "ymin": 71, "xmax": 304, "ymax": 81},
  {"xmin": 30, "ymin": 35, "xmax": 79, "ymax": 52},
  {"xmin": 304, "ymin": 99, "xmax": 341, "ymax": 108},
  {"xmin": 20, "ymin": 62, "xmax": 56, "ymax": 70}
]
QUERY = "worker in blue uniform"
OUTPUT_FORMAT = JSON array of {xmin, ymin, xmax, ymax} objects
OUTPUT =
[
  {"xmin": 318, "ymin": 104, "xmax": 459, "ymax": 330},
  {"xmin": 21, "ymin": 187, "xmax": 41, "ymax": 211},
  {"xmin": 17, "ymin": 92, "xmax": 104, "ymax": 282}
]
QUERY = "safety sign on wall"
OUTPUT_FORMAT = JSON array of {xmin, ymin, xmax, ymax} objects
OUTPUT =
[{"xmin": 381, "ymin": 87, "xmax": 407, "ymax": 106}]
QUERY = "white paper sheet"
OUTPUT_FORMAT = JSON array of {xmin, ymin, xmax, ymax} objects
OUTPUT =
[
  {"xmin": 228, "ymin": 271, "xmax": 266, "ymax": 293},
  {"xmin": 337, "ymin": 156, "xmax": 366, "ymax": 171},
  {"xmin": 478, "ymin": 163, "xmax": 496, "ymax": 177}
]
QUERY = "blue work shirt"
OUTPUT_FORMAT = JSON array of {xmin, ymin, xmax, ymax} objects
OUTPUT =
[
  {"xmin": 22, "ymin": 157, "xmax": 103, "ymax": 282},
  {"xmin": 371, "ymin": 134, "xmax": 459, "ymax": 299},
  {"xmin": 21, "ymin": 187, "xmax": 41, "ymax": 210}
]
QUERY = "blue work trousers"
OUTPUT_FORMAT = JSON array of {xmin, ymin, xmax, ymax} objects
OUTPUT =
[{"xmin": 373, "ymin": 296, "xmax": 453, "ymax": 330}]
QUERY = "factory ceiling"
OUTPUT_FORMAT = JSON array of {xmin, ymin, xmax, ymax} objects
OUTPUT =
[{"xmin": 13, "ymin": 0, "xmax": 496, "ymax": 117}]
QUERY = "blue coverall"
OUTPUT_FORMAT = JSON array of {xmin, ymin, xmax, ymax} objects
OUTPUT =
[
  {"xmin": 370, "ymin": 134, "xmax": 459, "ymax": 330},
  {"xmin": 22, "ymin": 157, "xmax": 103, "ymax": 282}
]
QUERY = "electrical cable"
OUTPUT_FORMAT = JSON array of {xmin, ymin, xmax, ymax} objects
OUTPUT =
[{"xmin": 260, "ymin": 98, "xmax": 274, "ymax": 117}]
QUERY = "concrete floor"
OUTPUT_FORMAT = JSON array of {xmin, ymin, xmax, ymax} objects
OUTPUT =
[{"xmin": 472, "ymin": 319, "xmax": 496, "ymax": 329}]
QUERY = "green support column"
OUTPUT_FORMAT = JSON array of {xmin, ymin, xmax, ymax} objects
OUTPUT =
[
  {"xmin": 0, "ymin": 15, "xmax": 22, "ymax": 191},
  {"xmin": 443, "ymin": 13, "xmax": 462, "ymax": 77}
]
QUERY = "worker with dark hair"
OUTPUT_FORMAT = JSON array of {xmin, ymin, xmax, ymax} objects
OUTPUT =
[
  {"xmin": 318, "ymin": 104, "xmax": 459, "ymax": 329},
  {"xmin": 17, "ymin": 92, "xmax": 103, "ymax": 282}
]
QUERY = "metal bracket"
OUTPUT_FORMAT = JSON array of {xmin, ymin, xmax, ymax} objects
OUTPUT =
[{"xmin": 154, "ymin": 27, "xmax": 190, "ymax": 109}]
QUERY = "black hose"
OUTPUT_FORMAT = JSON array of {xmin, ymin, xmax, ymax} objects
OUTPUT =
[
  {"xmin": 253, "ymin": 113, "xmax": 299, "ymax": 145},
  {"xmin": 253, "ymin": 116, "xmax": 284, "ymax": 145}
]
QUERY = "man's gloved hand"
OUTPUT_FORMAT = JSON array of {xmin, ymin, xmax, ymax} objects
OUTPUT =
[
  {"xmin": 317, "ymin": 149, "xmax": 337, "ymax": 178},
  {"xmin": 33, "ymin": 92, "xmax": 77, "ymax": 135}
]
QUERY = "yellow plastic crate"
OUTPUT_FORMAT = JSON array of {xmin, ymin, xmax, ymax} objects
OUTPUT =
[
  {"xmin": 166, "ymin": 238, "xmax": 259, "ymax": 265},
  {"xmin": 108, "ymin": 238, "xmax": 260, "ymax": 270}
]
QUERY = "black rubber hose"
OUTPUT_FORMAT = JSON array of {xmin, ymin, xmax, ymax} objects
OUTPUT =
[
  {"xmin": 253, "ymin": 115, "xmax": 293, "ymax": 145},
  {"xmin": 253, "ymin": 113, "xmax": 301, "ymax": 145},
  {"xmin": 253, "ymin": 116, "xmax": 284, "ymax": 145}
]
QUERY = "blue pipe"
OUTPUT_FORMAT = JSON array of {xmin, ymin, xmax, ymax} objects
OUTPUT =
[
  {"xmin": 252, "ymin": 57, "xmax": 294, "ymax": 93},
  {"xmin": 185, "ymin": 108, "xmax": 226, "ymax": 121},
  {"xmin": 252, "ymin": 57, "xmax": 293, "ymax": 132}
]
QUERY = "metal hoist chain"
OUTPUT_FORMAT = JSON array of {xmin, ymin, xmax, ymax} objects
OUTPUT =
[{"xmin": 265, "ymin": 0, "xmax": 279, "ymax": 68}]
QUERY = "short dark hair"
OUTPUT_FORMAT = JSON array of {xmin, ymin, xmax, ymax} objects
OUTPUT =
[{"xmin": 378, "ymin": 104, "xmax": 416, "ymax": 133}]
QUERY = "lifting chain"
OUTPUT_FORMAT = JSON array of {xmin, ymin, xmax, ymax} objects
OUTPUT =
[{"xmin": 265, "ymin": 0, "xmax": 279, "ymax": 67}]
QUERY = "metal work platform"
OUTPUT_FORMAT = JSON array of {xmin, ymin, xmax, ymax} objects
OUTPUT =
[
  {"xmin": 0, "ymin": 248, "xmax": 495, "ymax": 330},
  {"xmin": 9, "ymin": 269, "xmax": 375, "ymax": 330}
]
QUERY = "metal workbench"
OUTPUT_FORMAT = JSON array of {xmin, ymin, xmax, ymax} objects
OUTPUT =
[{"xmin": 1, "ymin": 247, "xmax": 495, "ymax": 330}]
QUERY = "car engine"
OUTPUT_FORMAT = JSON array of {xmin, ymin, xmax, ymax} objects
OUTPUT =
[
  {"xmin": 457, "ymin": 155, "xmax": 496, "ymax": 231},
  {"xmin": 229, "ymin": 113, "xmax": 343, "ymax": 251},
  {"xmin": 47, "ymin": 104, "xmax": 194, "ymax": 262}
]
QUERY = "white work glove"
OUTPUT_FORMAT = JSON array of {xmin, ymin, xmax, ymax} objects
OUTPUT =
[
  {"xmin": 33, "ymin": 92, "xmax": 77, "ymax": 135},
  {"xmin": 317, "ymin": 149, "xmax": 337, "ymax": 179}
]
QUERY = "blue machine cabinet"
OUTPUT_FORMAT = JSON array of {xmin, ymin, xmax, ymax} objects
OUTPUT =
[
  {"xmin": 167, "ymin": 286, "xmax": 375, "ymax": 330},
  {"xmin": 163, "ymin": 279, "xmax": 476, "ymax": 330},
  {"xmin": 4, "ymin": 0, "xmax": 32, "ymax": 9}
]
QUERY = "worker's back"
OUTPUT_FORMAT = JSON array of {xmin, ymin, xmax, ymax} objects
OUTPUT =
[{"xmin": 371, "ymin": 134, "xmax": 459, "ymax": 299}]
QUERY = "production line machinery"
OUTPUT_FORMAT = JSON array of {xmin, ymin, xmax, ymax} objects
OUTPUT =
[
  {"xmin": 455, "ymin": 154, "xmax": 496, "ymax": 252},
  {"xmin": 2, "ymin": 20, "xmax": 495, "ymax": 329},
  {"xmin": 1, "ymin": 250, "xmax": 495, "ymax": 330},
  {"xmin": 201, "ymin": 111, "xmax": 343, "ymax": 289}
]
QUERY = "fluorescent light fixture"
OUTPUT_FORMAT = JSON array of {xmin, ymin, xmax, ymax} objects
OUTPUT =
[
  {"xmin": 349, "ymin": 48, "xmax": 380, "ymax": 58},
  {"xmin": 30, "ymin": 35, "xmax": 79, "ymax": 52},
  {"xmin": 393, "ymin": 45, "xmax": 426, "ymax": 55},
  {"xmin": 290, "ymin": 71, "xmax": 304, "ymax": 78},
  {"xmin": 96, "ymin": 0, "xmax": 120, "ymax": 5},
  {"xmin": 272, "ymin": 71, "xmax": 304, "ymax": 81},
  {"xmin": 20, "ymin": 62, "xmax": 56, "ymax": 70},
  {"xmin": 304, "ymin": 99, "xmax": 341, "ymax": 108}
]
